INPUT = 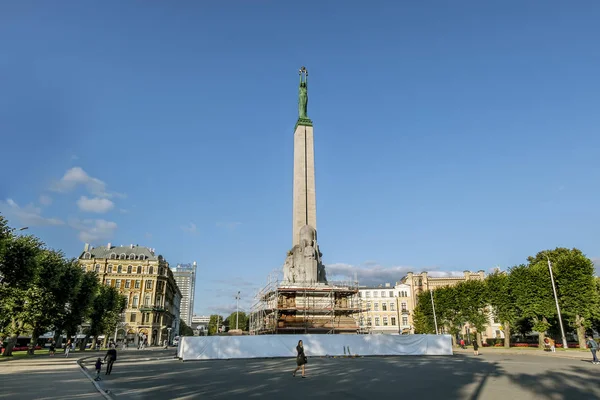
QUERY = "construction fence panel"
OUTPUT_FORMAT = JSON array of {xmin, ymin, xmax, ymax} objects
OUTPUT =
[{"xmin": 179, "ymin": 334, "xmax": 453, "ymax": 360}]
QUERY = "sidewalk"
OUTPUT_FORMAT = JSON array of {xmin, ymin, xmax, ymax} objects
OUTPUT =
[
  {"xmin": 0, "ymin": 355, "xmax": 104, "ymax": 400},
  {"xmin": 453, "ymin": 346, "xmax": 591, "ymax": 360}
]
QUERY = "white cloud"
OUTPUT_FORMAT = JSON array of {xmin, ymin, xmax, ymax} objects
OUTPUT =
[
  {"xmin": 39, "ymin": 195, "xmax": 52, "ymax": 206},
  {"xmin": 181, "ymin": 222, "xmax": 197, "ymax": 234},
  {"xmin": 69, "ymin": 218, "xmax": 117, "ymax": 243},
  {"xmin": 50, "ymin": 167, "xmax": 126, "ymax": 199},
  {"xmin": 325, "ymin": 262, "xmax": 468, "ymax": 286},
  {"xmin": 76, "ymin": 196, "xmax": 115, "ymax": 213},
  {"xmin": 0, "ymin": 198, "xmax": 64, "ymax": 227},
  {"xmin": 216, "ymin": 221, "xmax": 242, "ymax": 230}
]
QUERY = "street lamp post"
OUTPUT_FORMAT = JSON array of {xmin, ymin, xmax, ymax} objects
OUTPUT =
[
  {"xmin": 545, "ymin": 255, "xmax": 568, "ymax": 350},
  {"xmin": 235, "ymin": 291, "xmax": 241, "ymax": 330},
  {"xmin": 430, "ymin": 289, "xmax": 439, "ymax": 335}
]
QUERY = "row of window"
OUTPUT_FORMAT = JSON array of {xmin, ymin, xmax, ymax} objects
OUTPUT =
[
  {"xmin": 106, "ymin": 279, "xmax": 154, "ymax": 290},
  {"xmin": 83, "ymin": 252, "xmax": 148, "ymax": 261},
  {"xmin": 123, "ymin": 293, "xmax": 164, "ymax": 309},
  {"xmin": 359, "ymin": 316, "xmax": 410, "ymax": 327},
  {"xmin": 128, "ymin": 312, "xmax": 161, "ymax": 324},
  {"xmin": 365, "ymin": 302, "xmax": 408, "ymax": 312},
  {"xmin": 360, "ymin": 290, "xmax": 410, "ymax": 298},
  {"xmin": 93, "ymin": 264, "xmax": 163, "ymax": 275}
]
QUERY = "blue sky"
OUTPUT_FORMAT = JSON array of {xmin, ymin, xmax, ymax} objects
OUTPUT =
[{"xmin": 1, "ymin": 1, "xmax": 599, "ymax": 316}]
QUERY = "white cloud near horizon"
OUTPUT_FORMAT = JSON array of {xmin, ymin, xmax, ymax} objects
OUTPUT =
[
  {"xmin": 77, "ymin": 196, "xmax": 115, "ymax": 213},
  {"xmin": 0, "ymin": 198, "xmax": 64, "ymax": 227},
  {"xmin": 69, "ymin": 218, "xmax": 118, "ymax": 243}
]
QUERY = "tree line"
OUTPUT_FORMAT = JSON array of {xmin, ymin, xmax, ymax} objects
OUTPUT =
[
  {"xmin": 207, "ymin": 312, "xmax": 249, "ymax": 335},
  {"xmin": 0, "ymin": 215, "xmax": 126, "ymax": 356},
  {"xmin": 413, "ymin": 247, "xmax": 599, "ymax": 349}
]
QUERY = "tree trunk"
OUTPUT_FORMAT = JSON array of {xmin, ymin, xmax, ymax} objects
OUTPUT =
[
  {"xmin": 2, "ymin": 333, "xmax": 19, "ymax": 357},
  {"xmin": 451, "ymin": 334, "xmax": 457, "ymax": 347},
  {"xmin": 28, "ymin": 327, "xmax": 40, "ymax": 355},
  {"xmin": 576, "ymin": 314, "xmax": 586, "ymax": 349},
  {"xmin": 538, "ymin": 331, "xmax": 546, "ymax": 349},
  {"xmin": 476, "ymin": 332, "xmax": 483, "ymax": 348},
  {"xmin": 503, "ymin": 321, "xmax": 511, "ymax": 348},
  {"xmin": 79, "ymin": 334, "xmax": 90, "ymax": 352}
]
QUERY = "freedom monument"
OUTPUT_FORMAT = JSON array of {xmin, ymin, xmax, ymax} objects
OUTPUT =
[{"xmin": 176, "ymin": 69, "xmax": 452, "ymax": 359}]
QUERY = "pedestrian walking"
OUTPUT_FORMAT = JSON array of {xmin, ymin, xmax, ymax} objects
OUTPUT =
[
  {"xmin": 104, "ymin": 347, "xmax": 117, "ymax": 375},
  {"xmin": 292, "ymin": 340, "xmax": 307, "ymax": 378},
  {"xmin": 65, "ymin": 340, "xmax": 71, "ymax": 358},
  {"xmin": 460, "ymin": 338, "xmax": 465, "ymax": 349},
  {"xmin": 94, "ymin": 358, "xmax": 103, "ymax": 381},
  {"xmin": 473, "ymin": 340, "xmax": 479, "ymax": 356},
  {"xmin": 49, "ymin": 341, "xmax": 56, "ymax": 356},
  {"xmin": 586, "ymin": 336, "xmax": 599, "ymax": 365}
]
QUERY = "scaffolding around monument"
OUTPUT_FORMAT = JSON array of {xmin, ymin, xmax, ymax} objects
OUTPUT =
[{"xmin": 249, "ymin": 270, "xmax": 365, "ymax": 335}]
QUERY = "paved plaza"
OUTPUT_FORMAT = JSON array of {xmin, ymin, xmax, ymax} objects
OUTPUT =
[{"xmin": 2, "ymin": 350, "xmax": 600, "ymax": 399}]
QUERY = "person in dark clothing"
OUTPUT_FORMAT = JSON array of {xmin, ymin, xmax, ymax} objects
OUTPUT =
[
  {"xmin": 104, "ymin": 347, "xmax": 117, "ymax": 375},
  {"xmin": 586, "ymin": 336, "xmax": 599, "ymax": 365},
  {"xmin": 292, "ymin": 340, "xmax": 307, "ymax": 378},
  {"xmin": 473, "ymin": 340, "xmax": 479, "ymax": 356}
]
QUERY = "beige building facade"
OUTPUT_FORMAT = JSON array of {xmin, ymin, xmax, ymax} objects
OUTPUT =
[
  {"xmin": 79, "ymin": 243, "xmax": 182, "ymax": 347},
  {"xmin": 356, "ymin": 283, "xmax": 414, "ymax": 334}
]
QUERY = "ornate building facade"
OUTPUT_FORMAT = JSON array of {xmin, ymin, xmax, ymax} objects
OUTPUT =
[
  {"xmin": 356, "ymin": 283, "xmax": 413, "ymax": 334},
  {"xmin": 78, "ymin": 243, "xmax": 182, "ymax": 346}
]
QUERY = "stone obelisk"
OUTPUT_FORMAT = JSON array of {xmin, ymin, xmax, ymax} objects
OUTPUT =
[{"xmin": 292, "ymin": 66, "xmax": 317, "ymax": 247}]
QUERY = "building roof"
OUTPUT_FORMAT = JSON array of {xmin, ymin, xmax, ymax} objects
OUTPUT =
[{"xmin": 79, "ymin": 244, "xmax": 158, "ymax": 261}]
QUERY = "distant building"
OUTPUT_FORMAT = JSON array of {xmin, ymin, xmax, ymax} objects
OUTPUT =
[
  {"xmin": 356, "ymin": 282, "xmax": 413, "ymax": 334},
  {"xmin": 78, "ymin": 243, "xmax": 182, "ymax": 347},
  {"xmin": 191, "ymin": 315, "xmax": 210, "ymax": 335},
  {"xmin": 171, "ymin": 262, "xmax": 197, "ymax": 326}
]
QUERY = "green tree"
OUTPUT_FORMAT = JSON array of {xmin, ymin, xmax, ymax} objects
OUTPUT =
[
  {"xmin": 509, "ymin": 263, "xmax": 556, "ymax": 348},
  {"xmin": 412, "ymin": 290, "xmax": 436, "ymax": 334},
  {"xmin": 57, "ymin": 270, "xmax": 99, "ymax": 344},
  {"xmin": 179, "ymin": 320, "xmax": 194, "ymax": 336},
  {"xmin": 529, "ymin": 248, "xmax": 598, "ymax": 348},
  {"xmin": 225, "ymin": 311, "xmax": 248, "ymax": 331},
  {"xmin": 455, "ymin": 280, "xmax": 489, "ymax": 347},
  {"xmin": 0, "ymin": 227, "xmax": 44, "ymax": 357},
  {"xmin": 486, "ymin": 271, "xmax": 517, "ymax": 348},
  {"xmin": 81, "ymin": 285, "xmax": 126, "ymax": 351},
  {"xmin": 208, "ymin": 314, "xmax": 223, "ymax": 335}
]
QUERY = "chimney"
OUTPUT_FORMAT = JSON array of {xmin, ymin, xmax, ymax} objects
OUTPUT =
[
  {"xmin": 130, "ymin": 244, "xmax": 134, "ymax": 248},
  {"xmin": 107, "ymin": 242, "xmax": 111, "ymax": 249},
  {"xmin": 84, "ymin": 243, "xmax": 90, "ymax": 252}
]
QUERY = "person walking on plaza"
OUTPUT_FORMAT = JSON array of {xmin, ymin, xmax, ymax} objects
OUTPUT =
[
  {"xmin": 49, "ymin": 341, "xmax": 56, "ymax": 356},
  {"xmin": 473, "ymin": 339, "xmax": 479, "ymax": 356},
  {"xmin": 586, "ymin": 336, "xmax": 599, "ymax": 365},
  {"xmin": 460, "ymin": 338, "xmax": 465, "ymax": 349},
  {"xmin": 64, "ymin": 339, "xmax": 71, "ymax": 358},
  {"xmin": 104, "ymin": 346, "xmax": 117, "ymax": 375},
  {"xmin": 94, "ymin": 358, "xmax": 103, "ymax": 381},
  {"xmin": 292, "ymin": 340, "xmax": 307, "ymax": 378}
]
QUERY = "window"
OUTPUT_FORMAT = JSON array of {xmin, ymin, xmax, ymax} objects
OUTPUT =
[
  {"xmin": 374, "ymin": 303, "xmax": 379, "ymax": 311},
  {"xmin": 130, "ymin": 313, "xmax": 136, "ymax": 322},
  {"xmin": 359, "ymin": 317, "xmax": 364, "ymax": 326},
  {"xmin": 381, "ymin": 291, "xmax": 386, "ymax": 298},
  {"xmin": 129, "ymin": 253, "xmax": 135, "ymax": 260},
  {"xmin": 149, "ymin": 266, "xmax": 154, "ymax": 274},
  {"xmin": 383, "ymin": 317, "xmax": 388, "ymax": 326},
  {"xmin": 105, "ymin": 279, "xmax": 112, "ymax": 286},
  {"xmin": 144, "ymin": 295, "xmax": 151, "ymax": 306},
  {"xmin": 125, "ymin": 279, "xmax": 131, "ymax": 288},
  {"xmin": 115, "ymin": 280, "xmax": 121, "ymax": 288},
  {"xmin": 146, "ymin": 280, "xmax": 153, "ymax": 290},
  {"xmin": 120, "ymin": 253, "xmax": 126, "ymax": 260},
  {"xmin": 359, "ymin": 291, "xmax": 363, "ymax": 298},
  {"xmin": 127, "ymin": 265, "xmax": 132, "ymax": 274},
  {"xmin": 95, "ymin": 264, "xmax": 100, "ymax": 273},
  {"xmin": 367, "ymin": 302, "xmax": 372, "ymax": 310},
  {"xmin": 382, "ymin": 303, "xmax": 387, "ymax": 311},
  {"xmin": 137, "ymin": 266, "xmax": 142, "ymax": 274},
  {"xmin": 107, "ymin": 265, "xmax": 113, "ymax": 273},
  {"xmin": 117, "ymin": 265, "xmax": 122, "ymax": 273},
  {"xmin": 401, "ymin": 302, "xmax": 407, "ymax": 311},
  {"xmin": 391, "ymin": 317, "xmax": 396, "ymax": 325},
  {"xmin": 366, "ymin": 291, "xmax": 371, "ymax": 298},
  {"xmin": 390, "ymin": 302, "xmax": 395, "ymax": 311},
  {"xmin": 373, "ymin": 291, "xmax": 378, "ymax": 298},
  {"xmin": 110, "ymin": 253, "xmax": 116, "ymax": 259},
  {"xmin": 367, "ymin": 317, "xmax": 372, "ymax": 326},
  {"xmin": 124, "ymin": 298, "xmax": 128, "ymax": 308},
  {"xmin": 156, "ymin": 295, "xmax": 162, "ymax": 306},
  {"xmin": 389, "ymin": 291, "xmax": 394, "ymax": 297},
  {"xmin": 402, "ymin": 317, "xmax": 408, "ymax": 326},
  {"xmin": 132, "ymin": 296, "xmax": 138, "ymax": 308},
  {"xmin": 375, "ymin": 317, "xmax": 380, "ymax": 326},
  {"xmin": 135, "ymin": 280, "xmax": 140, "ymax": 289},
  {"xmin": 139, "ymin": 255, "xmax": 145, "ymax": 261},
  {"xmin": 83, "ymin": 252, "xmax": 91, "ymax": 259}
]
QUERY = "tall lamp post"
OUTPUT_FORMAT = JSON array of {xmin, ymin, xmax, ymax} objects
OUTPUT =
[
  {"xmin": 235, "ymin": 291, "xmax": 241, "ymax": 330},
  {"xmin": 430, "ymin": 289, "xmax": 439, "ymax": 335},
  {"xmin": 545, "ymin": 254, "xmax": 568, "ymax": 350}
]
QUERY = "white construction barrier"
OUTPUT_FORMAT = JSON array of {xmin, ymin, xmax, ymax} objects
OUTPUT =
[{"xmin": 178, "ymin": 334, "xmax": 453, "ymax": 360}]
